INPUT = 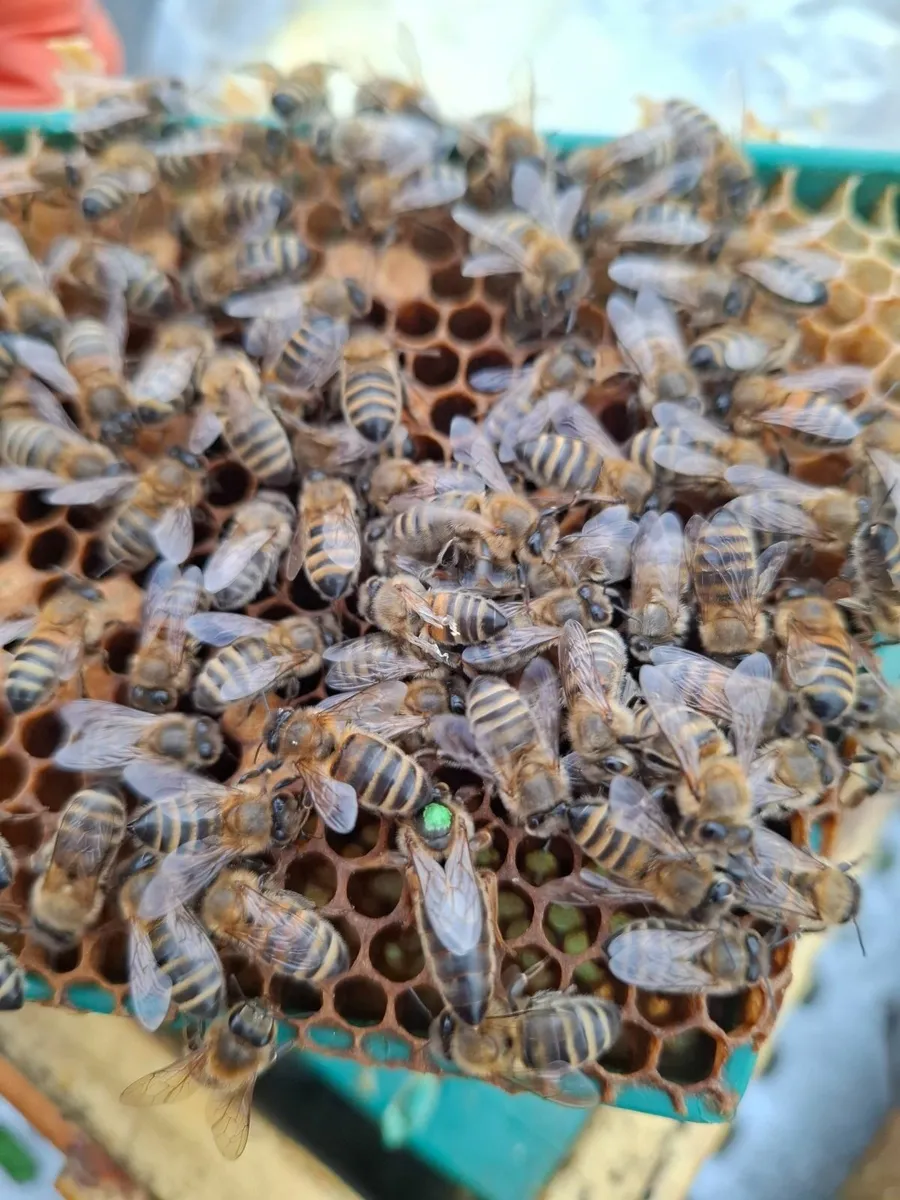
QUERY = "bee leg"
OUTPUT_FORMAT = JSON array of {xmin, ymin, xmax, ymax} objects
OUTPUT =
[{"xmin": 478, "ymin": 869, "xmax": 506, "ymax": 954}]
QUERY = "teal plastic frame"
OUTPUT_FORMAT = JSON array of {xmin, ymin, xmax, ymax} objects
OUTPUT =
[{"xmin": 4, "ymin": 111, "xmax": 899, "ymax": 1197}]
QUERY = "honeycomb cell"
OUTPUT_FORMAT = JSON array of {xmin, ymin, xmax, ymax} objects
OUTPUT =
[
  {"xmin": 360, "ymin": 1031, "xmax": 412, "ymax": 1064},
  {"xmin": 79, "ymin": 537, "xmax": 107, "ymax": 580},
  {"xmin": 0, "ymin": 709, "xmax": 8, "ymax": 747},
  {"xmin": 496, "ymin": 884, "xmax": 535, "ymax": 941},
  {"xmin": 448, "ymin": 305, "xmax": 492, "ymax": 342},
  {"xmin": 207, "ymin": 462, "xmax": 251, "ymax": 508},
  {"xmin": 411, "ymin": 226, "xmax": 456, "ymax": 261},
  {"xmin": 657, "ymin": 1029, "xmax": 720, "ymax": 1085},
  {"xmin": 466, "ymin": 349, "xmax": 512, "ymax": 389},
  {"xmin": 707, "ymin": 988, "xmax": 767, "ymax": 1035},
  {"xmin": 503, "ymin": 946, "xmax": 561, "ymax": 994},
  {"xmin": 368, "ymin": 300, "xmax": 388, "ymax": 329},
  {"xmin": 413, "ymin": 345, "xmax": 459, "ymax": 388},
  {"xmin": 34, "ymin": 767, "xmax": 81, "ymax": 812},
  {"xmin": 572, "ymin": 960, "xmax": 630, "ymax": 1007},
  {"xmin": 65, "ymin": 504, "xmax": 106, "ymax": 532},
  {"xmin": 822, "ymin": 220, "xmax": 869, "ymax": 254},
  {"xmin": 473, "ymin": 823, "xmax": 507, "ymax": 871},
  {"xmin": 878, "ymin": 237, "xmax": 900, "ymax": 266},
  {"xmin": 637, "ymin": 991, "xmax": 697, "ymax": 1028},
  {"xmin": 284, "ymin": 853, "xmax": 338, "ymax": 907},
  {"xmin": 542, "ymin": 903, "xmax": 600, "ymax": 956},
  {"xmin": 515, "ymin": 835, "xmax": 575, "ymax": 886},
  {"xmin": 430, "ymin": 393, "xmax": 475, "ymax": 433},
  {"xmin": 46, "ymin": 944, "xmax": 81, "ymax": 975},
  {"xmin": 603, "ymin": 1021, "xmax": 654, "ymax": 1075},
  {"xmin": 219, "ymin": 955, "xmax": 264, "ymax": 1000},
  {"xmin": 483, "ymin": 275, "xmax": 516, "ymax": 304},
  {"xmin": 207, "ymin": 733, "xmax": 241, "ymax": 784},
  {"xmin": 334, "ymin": 976, "xmax": 388, "ymax": 1026},
  {"xmin": 307, "ymin": 1022, "xmax": 354, "ymax": 1051},
  {"xmin": 823, "ymin": 281, "xmax": 866, "ymax": 327},
  {"xmin": 325, "ymin": 810, "xmax": 382, "ymax": 859},
  {"xmin": 846, "ymin": 257, "xmax": 892, "ymax": 296},
  {"xmin": 20, "ymin": 712, "xmax": 63, "ymax": 759},
  {"xmin": 257, "ymin": 602, "xmax": 296, "ymax": 621},
  {"xmin": 599, "ymin": 401, "xmax": 631, "ymax": 444},
  {"xmin": 289, "ymin": 571, "xmax": 333, "ymax": 612},
  {"xmin": 0, "ymin": 522, "xmax": 21, "ymax": 560},
  {"xmin": 347, "ymin": 867, "xmax": 404, "ymax": 917},
  {"xmin": 395, "ymin": 985, "xmax": 442, "ymax": 1039},
  {"xmin": 16, "ymin": 493, "xmax": 56, "ymax": 526},
  {"xmin": 27, "ymin": 526, "xmax": 75, "ymax": 571},
  {"xmin": 431, "ymin": 263, "xmax": 474, "ymax": 301},
  {"xmin": 305, "ymin": 202, "xmax": 345, "ymax": 244},
  {"xmin": 0, "ymin": 756, "xmax": 26, "ymax": 802},
  {"xmin": 831, "ymin": 324, "xmax": 891, "ymax": 367},
  {"xmin": 395, "ymin": 301, "xmax": 440, "ymax": 339},
  {"xmin": 271, "ymin": 978, "xmax": 322, "ymax": 1019},
  {"xmin": 328, "ymin": 914, "xmax": 361, "ymax": 968},
  {"xmin": 874, "ymin": 297, "xmax": 900, "ymax": 342},
  {"xmin": 369, "ymin": 923, "xmax": 424, "ymax": 982},
  {"xmin": 0, "ymin": 812, "xmax": 42, "ymax": 855},
  {"xmin": 94, "ymin": 930, "xmax": 128, "ymax": 985}
]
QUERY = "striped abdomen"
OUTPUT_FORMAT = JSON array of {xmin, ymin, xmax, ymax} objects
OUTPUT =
[
  {"xmin": 519, "ymin": 995, "xmax": 619, "ymax": 1070},
  {"xmin": 515, "ymin": 435, "xmax": 604, "ymax": 493},
  {"xmin": 426, "ymin": 590, "xmax": 508, "ymax": 645},
  {"xmin": 467, "ymin": 676, "xmax": 534, "ymax": 757},
  {"xmin": 274, "ymin": 313, "xmax": 343, "ymax": 388},
  {"xmin": 247, "ymin": 886, "xmax": 348, "ymax": 981},
  {"xmin": 224, "ymin": 183, "xmax": 290, "ymax": 237},
  {"xmin": 333, "ymin": 731, "xmax": 431, "ymax": 817},
  {"xmin": 149, "ymin": 912, "xmax": 224, "ymax": 1021},
  {"xmin": 796, "ymin": 633, "xmax": 856, "ymax": 724},
  {"xmin": 105, "ymin": 504, "xmax": 158, "ymax": 570},
  {"xmin": 588, "ymin": 629, "xmax": 628, "ymax": 695},
  {"xmin": 567, "ymin": 799, "xmax": 654, "ymax": 876},
  {"xmin": 130, "ymin": 797, "xmax": 222, "ymax": 853},
  {"xmin": 0, "ymin": 950, "xmax": 23, "ymax": 1011},
  {"xmin": 304, "ymin": 522, "xmax": 358, "ymax": 601},
  {"xmin": 342, "ymin": 364, "xmax": 402, "ymax": 445},
  {"xmin": 54, "ymin": 786, "xmax": 125, "ymax": 875},
  {"xmin": 6, "ymin": 634, "xmax": 69, "ymax": 713},
  {"xmin": 0, "ymin": 419, "xmax": 75, "ymax": 472},
  {"xmin": 210, "ymin": 550, "xmax": 275, "ymax": 611},
  {"xmin": 418, "ymin": 906, "xmax": 493, "ymax": 1026},
  {"xmin": 772, "ymin": 393, "xmax": 852, "ymax": 446},
  {"xmin": 62, "ymin": 318, "xmax": 117, "ymax": 377},
  {"xmin": 81, "ymin": 173, "xmax": 133, "ymax": 220},
  {"xmin": 193, "ymin": 637, "xmax": 274, "ymax": 712},
  {"xmin": 692, "ymin": 515, "xmax": 755, "ymax": 611},
  {"xmin": 236, "ymin": 236, "xmax": 311, "ymax": 286},
  {"xmin": 223, "ymin": 402, "xmax": 293, "ymax": 482}
]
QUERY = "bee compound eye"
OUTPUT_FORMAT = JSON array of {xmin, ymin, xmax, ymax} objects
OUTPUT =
[
  {"xmin": 449, "ymin": 694, "xmax": 466, "ymax": 715},
  {"xmin": 699, "ymin": 822, "xmax": 726, "ymax": 843}
]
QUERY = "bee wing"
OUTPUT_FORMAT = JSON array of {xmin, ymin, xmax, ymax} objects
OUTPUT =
[
  {"xmin": 185, "ymin": 611, "xmax": 271, "ymax": 646},
  {"xmin": 24, "ymin": 379, "xmax": 81, "ymax": 431},
  {"xmin": 648, "ymin": 646, "xmax": 731, "ymax": 722},
  {"xmin": 223, "ymin": 285, "xmax": 304, "ymax": 320},
  {"xmin": 323, "ymin": 633, "xmax": 428, "ymax": 690},
  {"xmin": 651, "ymin": 401, "xmax": 725, "ymax": 445},
  {"xmin": 756, "ymin": 404, "xmax": 859, "ymax": 443},
  {"xmin": 127, "ymin": 921, "xmax": 172, "ymax": 1032},
  {"xmin": 606, "ymin": 292, "xmax": 655, "ymax": 378},
  {"xmin": 298, "ymin": 767, "xmax": 358, "ymax": 834},
  {"xmin": 0, "ymin": 616, "xmax": 37, "ymax": 646},
  {"xmin": 630, "ymin": 510, "xmax": 685, "ymax": 616},
  {"xmin": 0, "ymin": 467, "xmax": 65, "ymax": 494},
  {"xmin": 131, "ymin": 347, "xmax": 199, "ymax": 406},
  {"xmin": 142, "ymin": 562, "xmax": 202, "ymax": 652},
  {"xmin": 124, "ymin": 761, "xmax": 229, "ymax": 804},
  {"xmin": 237, "ymin": 883, "xmax": 343, "ymax": 972},
  {"xmin": 771, "ymin": 365, "xmax": 869, "ymax": 399},
  {"xmin": 451, "ymin": 206, "xmax": 527, "ymax": 274},
  {"xmin": 139, "ymin": 839, "xmax": 233, "ymax": 918},
  {"xmin": 315, "ymin": 681, "xmax": 408, "ymax": 729},
  {"xmin": 784, "ymin": 621, "xmax": 833, "ymax": 690},
  {"xmin": 723, "ymin": 464, "xmax": 818, "ymax": 500},
  {"xmin": 755, "ymin": 540, "xmax": 790, "ymax": 601},
  {"xmin": 461, "ymin": 625, "xmax": 560, "ymax": 671},
  {"xmin": 550, "ymin": 399, "xmax": 623, "ymax": 459},
  {"xmin": 505, "ymin": 1066, "xmax": 601, "ymax": 1109},
  {"xmin": 411, "ymin": 833, "xmax": 483, "ymax": 956},
  {"xmin": 120, "ymin": 1050, "xmax": 205, "ymax": 1108},
  {"xmin": 724, "ymin": 652, "xmax": 772, "ymax": 768},
  {"xmin": 46, "ymin": 474, "xmax": 136, "ymax": 506},
  {"xmin": 429, "ymin": 714, "xmax": 487, "ymax": 775},
  {"xmin": 520, "ymin": 656, "xmax": 562, "ymax": 757},
  {"xmin": 450, "ymin": 415, "xmax": 513, "ymax": 493},
  {"xmin": 470, "ymin": 365, "xmax": 520, "ymax": 394},
  {"xmin": 152, "ymin": 504, "xmax": 194, "ymax": 565},
  {"xmin": 560, "ymin": 506, "xmax": 638, "ymax": 577},
  {"xmin": 543, "ymin": 866, "xmax": 658, "ymax": 908},
  {"xmin": 203, "ymin": 528, "xmax": 274, "ymax": 593},
  {"xmin": 607, "ymin": 775, "xmax": 685, "ymax": 855},
  {"xmin": 869, "ymin": 449, "xmax": 900, "ymax": 502},
  {"xmin": 638, "ymin": 666, "xmax": 703, "ymax": 787},
  {"xmin": 615, "ymin": 208, "xmax": 711, "ymax": 247},
  {"xmin": 207, "ymin": 1083, "xmax": 256, "ymax": 1161},
  {"xmin": 651, "ymin": 445, "xmax": 725, "ymax": 479},
  {"xmin": 54, "ymin": 700, "xmax": 158, "ymax": 769},
  {"xmin": 4, "ymin": 335, "xmax": 78, "ymax": 395},
  {"xmin": 392, "ymin": 580, "xmax": 457, "ymax": 631},
  {"xmin": 219, "ymin": 652, "xmax": 315, "ymax": 703},
  {"xmin": 392, "ymin": 167, "xmax": 467, "ymax": 213},
  {"xmin": 635, "ymin": 286, "xmax": 687, "ymax": 355},
  {"xmin": 732, "ymin": 828, "xmax": 824, "ymax": 923},
  {"xmin": 606, "ymin": 924, "xmax": 723, "ymax": 991},
  {"xmin": 559, "ymin": 620, "xmax": 610, "ymax": 714},
  {"xmin": 739, "ymin": 257, "xmax": 827, "ymax": 304},
  {"xmin": 725, "ymin": 495, "xmax": 821, "ymax": 540},
  {"xmin": 71, "ymin": 97, "xmax": 151, "ymax": 132},
  {"xmin": 189, "ymin": 409, "xmax": 225, "ymax": 454}
]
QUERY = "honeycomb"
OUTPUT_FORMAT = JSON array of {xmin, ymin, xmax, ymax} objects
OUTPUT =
[{"xmin": 0, "ymin": 154, "xmax": 870, "ymax": 1119}]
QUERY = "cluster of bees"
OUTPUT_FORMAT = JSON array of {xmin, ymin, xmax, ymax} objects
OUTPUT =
[{"xmin": 0, "ymin": 58, "xmax": 893, "ymax": 1158}]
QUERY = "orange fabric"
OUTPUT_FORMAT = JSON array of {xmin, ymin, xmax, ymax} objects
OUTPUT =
[{"xmin": 0, "ymin": 0, "xmax": 123, "ymax": 108}]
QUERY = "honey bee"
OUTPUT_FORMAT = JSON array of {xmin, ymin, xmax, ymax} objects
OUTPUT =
[
  {"xmin": 0, "ymin": 222, "xmax": 68, "ymax": 344},
  {"xmin": 397, "ymin": 813, "xmax": 496, "ymax": 1026},
  {"xmin": 656, "ymin": 98, "xmax": 758, "ymax": 222},
  {"xmin": 845, "ymin": 514, "xmax": 900, "ymax": 642},
  {"xmin": 346, "ymin": 164, "xmax": 467, "ymax": 239},
  {"xmin": 127, "ymin": 774, "xmax": 304, "ymax": 919},
  {"xmin": 606, "ymin": 288, "xmax": 701, "ymax": 411},
  {"xmin": 200, "ymin": 866, "xmax": 349, "ymax": 988},
  {"xmin": 29, "ymin": 784, "xmax": 125, "ymax": 951},
  {"xmin": 772, "ymin": 587, "xmax": 857, "ymax": 725},
  {"xmin": 737, "ymin": 254, "xmax": 831, "ymax": 307},
  {"xmin": 286, "ymin": 473, "xmax": 361, "ymax": 601},
  {"xmin": 435, "ymin": 659, "xmax": 570, "ymax": 829},
  {"xmin": 263, "ymin": 697, "xmax": 436, "ymax": 830},
  {"xmin": 365, "ymin": 457, "xmax": 485, "ymax": 514},
  {"xmin": 839, "ymin": 749, "xmax": 885, "ymax": 809},
  {"xmin": 605, "ymin": 917, "xmax": 769, "ymax": 995},
  {"xmin": 225, "ymin": 276, "xmax": 369, "ymax": 394},
  {"xmin": 434, "ymin": 988, "xmax": 618, "ymax": 1106},
  {"xmin": 639, "ymin": 653, "xmax": 773, "ymax": 862},
  {"xmin": 0, "ymin": 579, "xmax": 107, "ymax": 714},
  {"xmin": 203, "ymin": 492, "xmax": 295, "ymax": 611},
  {"xmin": 374, "ymin": 501, "xmax": 495, "ymax": 576},
  {"xmin": 188, "ymin": 610, "xmax": 338, "ymax": 711},
  {"xmin": 102, "ymin": 447, "xmax": 205, "ymax": 572},
  {"xmin": 459, "ymin": 79, "xmax": 547, "ymax": 209},
  {"xmin": 189, "ymin": 348, "xmax": 294, "ymax": 484},
  {"xmin": 686, "ymin": 509, "xmax": 789, "ymax": 657},
  {"xmin": 574, "ymin": 160, "xmax": 708, "ymax": 248},
  {"xmin": 129, "ymin": 316, "xmax": 217, "ymax": 427},
  {"xmin": 748, "ymin": 735, "xmax": 839, "ymax": 817},
  {"xmin": 555, "ymin": 776, "xmax": 735, "ymax": 920},
  {"xmin": 723, "ymin": 464, "xmax": 865, "ymax": 552},
  {"xmin": 178, "ymin": 181, "xmax": 293, "ymax": 249},
  {"xmin": 733, "ymin": 827, "xmax": 859, "ymax": 930},
  {"xmin": 46, "ymin": 237, "xmax": 177, "ymax": 320},
  {"xmin": 688, "ymin": 313, "xmax": 799, "ymax": 377},
  {"xmin": 552, "ymin": 504, "xmax": 639, "ymax": 588},
  {"xmin": 453, "ymin": 162, "xmax": 588, "ymax": 334},
  {"xmin": 358, "ymin": 573, "xmax": 507, "ymax": 657},
  {"xmin": 0, "ymin": 948, "xmax": 23, "ymax": 1011},
  {"xmin": 648, "ymin": 402, "xmax": 769, "ymax": 492},
  {"xmin": 322, "ymin": 631, "xmax": 433, "ymax": 692},
  {"xmin": 80, "ymin": 141, "xmax": 159, "ymax": 221},
  {"xmin": 54, "ymin": 700, "xmax": 223, "ymax": 785},
  {"xmin": 727, "ymin": 366, "xmax": 866, "ymax": 449},
  {"xmin": 339, "ymin": 331, "xmax": 405, "ymax": 446},
  {"xmin": 626, "ymin": 511, "xmax": 690, "ymax": 661},
  {"xmin": 183, "ymin": 234, "xmax": 314, "ymax": 309},
  {"xmin": 267, "ymin": 62, "xmax": 334, "ymax": 123},
  {"xmin": 127, "ymin": 562, "xmax": 204, "ymax": 713},
  {"xmin": 120, "ymin": 999, "xmax": 282, "ymax": 1160},
  {"xmin": 70, "ymin": 93, "xmax": 161, "ymax": 154},
  {"xmin": 607, "ymin": 254, "xmax": 753, "ymax": 328},
  {"xmin": 565, "ymin": 123, "xmax": 680, "ymax": 196},
  {"xmin": 118, "ymin": 850, "xmax": 225, "ymax": 1032},
  {"xmin": 314, "ymin": 112, "xmax": 444, "ymax": 177},
  {"xmin": 0, "ymin": 131, "xmax": 82, "ymax": 207},
  {"xmin": 0, "ymin": 331, "xmax": 77, "ymax": 394},
  {"xmin": 60, "ymin": 307, "xmax": 136, "ymax": 443},
  {"xmin": 147, "ymin": 126, "xmax": 242, "ymax": 189}
]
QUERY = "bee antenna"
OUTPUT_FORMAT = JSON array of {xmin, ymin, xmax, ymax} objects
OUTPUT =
[
  {"xmin": 228, "ymin": 973, "xmax": 248, "ymax": 1001},
  {"xmin": 854, "ymin": 918, "xmax": 866, "ymax": 957}
]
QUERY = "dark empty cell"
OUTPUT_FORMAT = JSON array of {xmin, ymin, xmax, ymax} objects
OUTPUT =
[
  {"xmin": 638, "ymin": 991, "xmax": 696, "ymax": 1028},
  {"xmin": 220, "ymin": 955, "xmax": 264, "ymax": 1001},
  {"xmin": 448, "ymin": 305, "xmax": 492, "ymax": 342},
  {"xmin": 409, "ymin": 434, "xmax": 445, "ymax": 463},
  {"xmin": 272, "ymin": 978, "xmax": 322, "ymax": 1019},
  {"xmin": 413, "ymin": 348, "xmax": 459, "ymax": 391},
  {"xmin": 707, "ymin": 989, "xmax": 766, "ymax": 1034},
  {"xmin": 289, "ymin": 572, "xmax": 333, "ymax": 612},
  {"xmin": 347, "ymin": 868, "xmax": 403, "ymax": 918},
  {"xmin": 191, "ymin": 507, "xmax": 216, "ymax": 549},
  {"xmin": 95, "ymin": 930, "xmax": 129, "ymax": 984},
  {"xmin": 0, "ymin": 523, "xmax": 20, "ymax": 560},
  {"xmin": 515, "ymin": 835, "xmax": 574, "ymax": 886},
  {"xmin": 306, "ymin": 203, "xmax": 345, "ymax": 244},
  {"xmin": 325, "ymin": 810, "xmax": 381, "ymax": 859},
  {"xmin": 35, "ymin": 767, "xmax": 82, "ymax": 812},
  {"xmin": 207, "ymin": 462, "xmax": 251, "ymax": 507},
  {"xmin": 65, "ymin": 503, "xmax": 105, "ymax": 531},
  {"xmin": 431, "ymin": 263, "xmax": 474, "ymax": 301},
  {"xmin": 0, "ymin": 813, "xmax": 42, "ymax": 856},
  {"xmin": 395, "ymin": 301, "xmax": 440, "ymax": 339},
  {"xmin": 16, "ymin": 493, "xmax": 57, "ymax": 525},
  {"xmin": 284, "ymin": 853, "xmax": 337, "ymax": 907},
  {"xmin": 542, "ymin": 903, "xmax": 600, "ymax": 956},
  {"xmin": 483, "ymin": 274, "xmax": 516, "ymax": 303},
  {"xmin": 49, "ymin": 945, "xmax": 81, "ymax": 975},
  {"xmin": 657, "ymin": 1030, "xmax": 720, "ymax": 1085},
  {"xmin": 0, "ymin": 709, "xmax": 8, "ymax": 746},
  {"xmin": 334, "ymin": 977, "xmax": 387, "ymax": 1026},
  {"xmin": 602, "ymin": 1022, "xmax": 653, "ymax": 1075},
  {"xmin": 411, "ymin": 226, "xmax": 456, "ymax": 261},
  {"xmin": 430, "ymin": 394, "xmax": 475, "ymax": 434},
  {"xmin": 466, "ymin": 350, "xmax": 511, "ymax": 389},
  {"xmin": 80, "ymin": 537, "xmax": 107, "ymax": 580},
  {"xmin": 369, "ymin": 923, "xmax": 424, "ymax": 982},
  {"xmin": 395, "ymin": 985, "xmax": 443, "ymax": 1039},
  {"xmin": 496, "ymin": 884, "xmax": 534, "ymax": 941},
  {"xmin": 504, "ymin": 946, "xmax": 561, "ymax": 994},
  {"xmin": 103, "ymin": 627, "xmax": 139, "ymax": 675},
  {"xmin": 599, "ymin": 402, "xmax": 631, "ymax": 444},
  {"xmin": 208, "ymin": 733, "xmax": 241, "ymax": 784},
  {"xmin": 258, "ymin": 602, "xmax": 296, "ymax": 621},
  {"xmin": 28, "ymin": 527, "xmax": 74, "ymax": 571},
  {"xmin": 368, "ymin": 300, "xmax": 388, "ymax": 329},
  {"xmin": 20, "ymin": 712, "xmax": 63, "ymax": 759},
  {"xmin": 0, "ymin": 757, "xmax": 26, "ymax": 802}
]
